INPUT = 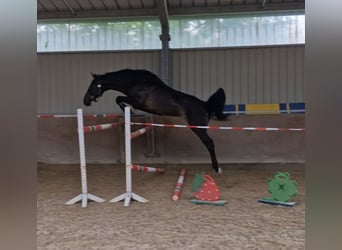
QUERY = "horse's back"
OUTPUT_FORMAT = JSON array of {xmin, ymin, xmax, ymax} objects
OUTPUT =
[
  {"xmin": 139, "ymin": 84, "xmax": 185, "ymax": 116},
  {"xmin": 112, "ymin": 69, "xmax": 207, "ymax": 118}
]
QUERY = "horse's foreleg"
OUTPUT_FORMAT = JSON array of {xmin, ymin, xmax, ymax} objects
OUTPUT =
[
  {"xmin": 116, "ymin": 96, "xmax": 145, "ymax": 113},
  {"xmin": 116, "ymin": 96, "xmax": 129, "ymax": 112},
  {"xmin": 190, "ymin": 128, "xmax": 221, "ymax": 173}
]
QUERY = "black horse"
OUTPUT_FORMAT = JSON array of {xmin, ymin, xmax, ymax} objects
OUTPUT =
[{"xmin": 83, "ymin": 69, "xmax": 228, "ymax": 173}]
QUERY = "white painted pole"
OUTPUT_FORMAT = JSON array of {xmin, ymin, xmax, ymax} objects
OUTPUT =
[
  {"xmin": 77, "ymin": 109, "xmax": 88, "ymax": 196},
  {"xmin": 125, "ymin": 107, "xmax": 132, "ymax": 205},
  {"xmin": 110, "ymin": 106, "xmax": 148, "ymax": 206},
  {"xmin": 66, "ymin": 108, "xmax": 105, "ymax": 207}
]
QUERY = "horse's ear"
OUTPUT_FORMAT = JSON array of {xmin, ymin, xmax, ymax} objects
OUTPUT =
[{"xmin": 91, "ymin": 72, "xmax": 97, "ymax": 78}]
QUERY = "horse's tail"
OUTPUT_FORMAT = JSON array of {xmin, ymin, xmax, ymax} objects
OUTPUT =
[{"xmin": 206, "ymin": 88, "xmax": 229, "ymax": 120}]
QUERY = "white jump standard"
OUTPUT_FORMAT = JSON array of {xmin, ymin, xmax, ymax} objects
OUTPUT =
[
  {"xmin": 66, "ymin": 108, "xmax": 105, "ymax": 208},
  {"xmin": 110, "ymin": 107, "xmax": 151, "ymax": 206}
]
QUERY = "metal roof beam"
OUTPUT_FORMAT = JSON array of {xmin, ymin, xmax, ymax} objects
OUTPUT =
[
  {"xmin": 167, "ymin": 3, "xmax": 305, "ymax": 16},
  {"xmin": 38, "ymin": 8, "xmax": 159, "ymax": 20},
  {"xmin": 261, "ymin": 0, "xmax": 267, "ymax": 8},
  {"xmin": 62, "ymin": 0, "xmax": 76, "ymax": 16},
  {"xmin": 37, "ymin": 2, "xmax": 305, "ymax": 20},
  {"xmin": 37, "ymin": 0, "xmax": 48, "ymax": 11}
]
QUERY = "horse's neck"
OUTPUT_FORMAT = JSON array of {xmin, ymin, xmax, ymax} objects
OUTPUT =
[
  {"xmin": 102, "ymin": 78, "xmax": 127, "ymax": 93},
  {"xmin": 102, "ymin": 74, "xmax": 150, "ymax": 93}
]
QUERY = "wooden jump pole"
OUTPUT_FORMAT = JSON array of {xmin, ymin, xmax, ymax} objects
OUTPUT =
[{"xmin": 172, "ymin": 168, "xmax": 187, "ymax": 201}]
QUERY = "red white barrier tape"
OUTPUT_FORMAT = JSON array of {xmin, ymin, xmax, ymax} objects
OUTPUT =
[
  {"xmin": 130, "ymin": 122, "xmax": 304, "ymax": 132},
  {"xmin": 131, "ymin": 126, "xmax": 152, "ymax": 139},
  {"xmin": 38, "ymin": 114, "xmax": 76, "ymax": 118},
  {"xmin": 38, "ymin": 113, "xmax": 153, "ymax": 119},
  {"xmin": 83, "ymin": 114, "xmax": 122, "ymax": 119},
  {"xmin": 172, "ymin": 168, "xmax": 187, "ymax": 201},
  {"xmin": 131, "ymin": 164, "xmax": 165, "ymax": 173},
  {"xmin": 83, "ymin": 122, "xmax": 121, "ymax": 133},
  {"xmin": 37, "ymin": 114, "xmax": 123, "ymax": 118}
]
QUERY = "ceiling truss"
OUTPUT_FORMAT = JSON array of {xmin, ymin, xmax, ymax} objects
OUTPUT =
[{"xmin": 38, "ymin": 0, "xmax": 305, "ymax": 20}]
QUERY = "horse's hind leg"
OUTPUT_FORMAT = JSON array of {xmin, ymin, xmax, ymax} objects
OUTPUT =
[
  {"xmin": 190, "ymin": 128, "xmax": 221, "ymax": 173},
  {"xmin": 185, "ymin": 109, "xmax": 221, "ymax": 173}
]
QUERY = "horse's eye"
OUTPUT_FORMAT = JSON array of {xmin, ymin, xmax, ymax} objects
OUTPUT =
[{"xmin": 97, "ymin": 84, "xmax": 101, "ymax": 88}]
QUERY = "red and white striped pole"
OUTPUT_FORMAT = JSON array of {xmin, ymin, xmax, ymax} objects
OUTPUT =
[
  {"xmin": 83, "ymin": 122, "xmax": 121, "ymax": 133},
  {"xmin": 172, "ymin": 168, "xmax": 187, "ymax": 201},
  {"xmin": 131, "ymin": 164, "xmax": 165, "ymax": 173},
  {"xmin": 131, "ymin": 126, "xmax": 152, "ymax": 139}
]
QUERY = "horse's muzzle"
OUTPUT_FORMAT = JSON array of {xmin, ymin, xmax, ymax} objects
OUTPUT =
[{"xmin": 83, "ymin": 96, "xmax": 92, "ymax": 106}]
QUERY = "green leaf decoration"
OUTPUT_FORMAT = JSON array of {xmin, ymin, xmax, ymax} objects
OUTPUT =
[
  {"xmin": 267, "ymin": 172, "xmax": 298, "ymax": 202},
  {"xmin": 191, "ymin": 172, "xmax": 205, "ymax": 193},
  {"xmin": 284, "ymin": 180, "xmax": 298, "ymax": 197},
  {"xmin": 267, "ymin": 178, "xmax": 279, "ymax": 195}
]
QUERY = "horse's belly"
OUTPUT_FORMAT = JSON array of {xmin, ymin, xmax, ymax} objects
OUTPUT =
[{"xmin": 144, "ymin": 98, "xmax": 183, "ymax": 116}]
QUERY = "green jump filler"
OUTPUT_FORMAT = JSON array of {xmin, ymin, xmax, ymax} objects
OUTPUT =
[{"xmin": 258, "ymin": 172, "xmax": 297, "ymax": 207}]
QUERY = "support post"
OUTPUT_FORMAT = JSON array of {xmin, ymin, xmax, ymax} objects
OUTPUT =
[
  {"xmin": 66, "ymin": 108, "xmax": 105, "ymax": 207},
  {"xmin": 145, "ymin": 115, "xmax": 160, "ymax": 158},
  {"xmin": 157, "ymin": 0, "xmax": 171, "ymax": 86},
  {"xmin": 160, "ymin": 32, "xmax": 171, "ymax": 86},
  {"xmin": 110, "ymin": 107, "xmax": 148, "ymax": 206}
]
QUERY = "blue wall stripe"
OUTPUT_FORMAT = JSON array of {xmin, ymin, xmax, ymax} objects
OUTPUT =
[
  {"xmin": 224, "ymin": 102, "xmax": 305, "ymax": 115},
  {"xmin": 238, "ymin": 104, "xmax": 246, "ymax": 112}
]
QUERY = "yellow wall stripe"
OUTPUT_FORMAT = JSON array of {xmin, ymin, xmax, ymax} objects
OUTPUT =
[{"xmin": 245, "ymin": 104, "xmax": 280, "ymax": 114}]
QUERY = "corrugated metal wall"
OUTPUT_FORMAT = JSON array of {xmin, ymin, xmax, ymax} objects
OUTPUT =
[
  {"xmin": 37, "ymin": 45, "xmax": 304, "ymax": 114},
  {"xmin": 172, "ymin": 45, "xmax": 304, "ymax": 104},
  {"xmin": 37, "ymin": 51, "xmax": 160, "ymax": 114}
]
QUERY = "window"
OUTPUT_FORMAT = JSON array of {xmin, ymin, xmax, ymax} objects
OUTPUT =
[
  {"xmin": 37, "ymin": 19, "xmax": 161, "ymax": 52},
  {"xmin": 169, "ymin": 13, "xmax": 305, "ymax": 48},
  {"xmin": 37, "ymin": 13, "xmax": 305, "ymax": 52}
]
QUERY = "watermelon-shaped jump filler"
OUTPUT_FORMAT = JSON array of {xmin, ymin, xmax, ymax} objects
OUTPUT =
[
  {"xmin": 258, "ymin": 172, "xmax": 298, "ymax": 207},
  {"xmin": 190, "ymin": 173, "xmax": 227, "ymax": 206}
]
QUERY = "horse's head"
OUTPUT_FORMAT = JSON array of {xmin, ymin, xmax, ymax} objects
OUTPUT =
[{"xmin": 83, "ymin": 73, "xmax": 105, "ymax": 106}]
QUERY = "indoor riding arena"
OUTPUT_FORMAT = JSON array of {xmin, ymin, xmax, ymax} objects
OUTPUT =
[{"xmin": 37, "ymin": 1, "xmax": 305, "ymax": 249}]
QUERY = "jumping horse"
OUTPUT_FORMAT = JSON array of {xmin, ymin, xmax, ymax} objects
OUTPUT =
[{"xmin": 83, "ymin": 69, "xmax": 228, "ymax": 173}]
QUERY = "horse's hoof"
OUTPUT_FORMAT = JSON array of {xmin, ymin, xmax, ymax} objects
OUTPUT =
[{"xmin": 213, "ymin": 168, "xmax": 223, "ymax": 174}]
